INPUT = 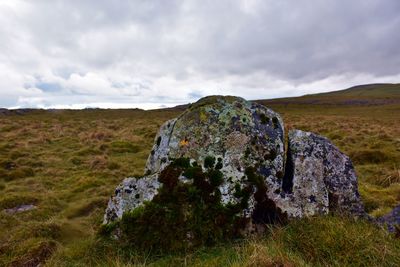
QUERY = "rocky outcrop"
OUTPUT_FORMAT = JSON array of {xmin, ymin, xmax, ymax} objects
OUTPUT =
[{"xmin": 104, "ymin": 96, "xmax": 366, "ymax": 229}]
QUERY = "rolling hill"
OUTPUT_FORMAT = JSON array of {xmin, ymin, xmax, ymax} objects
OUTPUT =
[
  {"xmin": 314, "ymin": 83, "xmax": 400, "ymax": 97},
  {"xmin": 258, "ymin": 83, "xmax": 400, "ymax": 106}
]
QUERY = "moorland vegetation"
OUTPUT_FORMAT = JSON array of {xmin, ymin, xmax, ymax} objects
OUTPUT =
[{"xmin": 0, "ymin": 84, "xmax": 399, "ymax": 266}]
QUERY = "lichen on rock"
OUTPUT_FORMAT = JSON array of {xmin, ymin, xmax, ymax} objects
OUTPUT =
[
  {"xmin": 102, "ymin": 95, "xmax": 367, "ymax": 250},
  {"xmin": 277, "ymin": 129, "xmax": 365, "ymax": 218},
  {"xmin": 104, "ymin": 174, "xmax": 160, "ymax": 224},
  {"xmin": 104, "ymin": 96, "xmax": 287, "ymax": 225}
]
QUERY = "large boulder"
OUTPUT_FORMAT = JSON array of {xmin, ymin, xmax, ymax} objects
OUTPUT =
[
  {"xmin": 104, "ymin": 96, "xmax": 366, "ymax": 229},
  {"xmin": 105, "ymin": 96, "xmax": 287, "ymax": 225}
]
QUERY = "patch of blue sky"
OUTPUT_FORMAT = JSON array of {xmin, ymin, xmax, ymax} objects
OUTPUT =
[{"xmin": 35, "ymin": 82, "xmax": 63, "ymax": 92}]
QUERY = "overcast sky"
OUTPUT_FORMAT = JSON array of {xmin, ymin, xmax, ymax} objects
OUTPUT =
[{"xmin": 1, "ymin": 0, "xmax": 399, "ymax": 109}]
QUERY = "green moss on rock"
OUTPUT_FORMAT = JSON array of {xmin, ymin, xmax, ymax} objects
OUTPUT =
[
  {"xmin": 204, "ymin": 156, "xmax": 216, "ymax": 169},
  {"xmin": 108, "ymin": 158, "xmax": 252, "ymax": 252},
  {"xmin": 260, "ymin": 113, "xmax": 270, "ymax": 124}
]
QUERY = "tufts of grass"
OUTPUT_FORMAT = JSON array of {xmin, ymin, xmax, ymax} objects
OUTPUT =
[
  {"xmin": 65, "ymin": 198, "xmax": 108, "ymax": 219},
  {"xmin": 110, "ymin": 140, "xmax": 142, "ymax": 153},
  {"xmin": 350, "ymin": 149, "xmax": 391, "ymax": 164},
  {"xmin": 281, "ymin": 216, "xmax": 400, "ymax": 266},
  {"xmin": 88, "ymin": 155, "xmax": 109, "ymax": 170},
  {"xmin": 75, "ymin": 147, "xmax": 103, "ymax": 157},
  {"xmin": 0, "ymin": 194, "xmax": 38, "ymax": 210},
  {"xmin": 50, "ymin": 216, "xmax": 400, "ymax": 267},
  {"xmin": 0, "ymin": 102, "xmax": 399, "ymax": 265},
  {"xmin": 14, "ymin": 221, "xmax": 62, "ymax": 240},
  {"xmin": 359, "ymin": 183, "xmax": 400, "ymax": 216},
  {"xmin": 69, "ymin": 156, "xmax": 83, "ymax": 166},
  {"xmin": 3, "ymin": 167, "xmax": 35, "ymax": 181},
  {"xmin": 5, "ymin": 238, "xmax": 58, "ymax": 267},
  {"xmin": 107, "ymin": 161, "xmax": 121, "ymax": 170},
  {"xmin": 70, "ymin": 177, "xmax": 105, "ymax": 194},
  {"xmin": 0, "ymin": 181, "xmax": 5, "ymax": 191}
]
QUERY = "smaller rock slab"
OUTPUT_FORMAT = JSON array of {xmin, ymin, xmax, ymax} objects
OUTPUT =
[
  {"xmin": 277, "ymin": 129, "xmax": 365, "ymax": 218},
  {"xmin": 4, "ymin": 204, "xmax": 36, "ymax": 214},
  {"xmin": 377, "ymin": 205, "xmax": 400, "ymax": 233}
]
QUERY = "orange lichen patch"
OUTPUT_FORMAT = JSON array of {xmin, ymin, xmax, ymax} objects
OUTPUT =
[{"xmin": 179, "ymin": 139, "xmax": 189, "ymax": 147}]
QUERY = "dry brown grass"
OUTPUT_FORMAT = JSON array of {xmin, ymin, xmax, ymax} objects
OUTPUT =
[{"xmin": 0, "ymin": 102, "xmax": 399, "ymax": 266}]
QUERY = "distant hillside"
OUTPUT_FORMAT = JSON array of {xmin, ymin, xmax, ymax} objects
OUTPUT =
[
  {"xmin": 258, "ymin": 83, "xmax": 400, "ymax": 106},
  {"xmin": 311, "ymin": 83, "xmax": 400, "ymax": 97},
  {"xmin": 1, "ymin": 83, "xmax": 399, "ymax": 114}
]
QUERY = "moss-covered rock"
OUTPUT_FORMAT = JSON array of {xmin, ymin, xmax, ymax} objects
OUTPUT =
[
  {"xmin": 105, "ymin": 96, "xmax": 286, "ymax": 224},
  {"xmin": 103, "ymin": 95, "xmax": 366, "ymax": 251},
  {"xmin": 103, "ymin": 157, "xmax": 285, "ymax": 252},
  {"xmin": 144, "ymin": 96, "xmax": 285, "ymax": 216}
]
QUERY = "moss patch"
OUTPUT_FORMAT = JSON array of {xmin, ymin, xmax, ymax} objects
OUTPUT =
[
  {"xmin": 109, "ymin": 158, "xmax": 247, "ymax": 252},
  {"xmin": 259, "ymin": 113, "xmax": 270, "ymax": 124},
  {"xmin": 102, "ymin": 158, "xmax": 288, "ymax": 253}
]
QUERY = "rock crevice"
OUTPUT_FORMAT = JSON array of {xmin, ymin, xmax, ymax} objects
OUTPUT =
[{"xmin": 282, "ymin": 144, "xmax": 294, "ymax": 194}]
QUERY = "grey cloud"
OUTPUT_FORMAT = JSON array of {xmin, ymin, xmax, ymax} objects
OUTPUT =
[
  {"xmin": 187, "ymin": 91, "xmax": 203, "ymax": 100},
  {"xmin": 0, "ymin": 0, "xmax": 399, "ymax": 108}
]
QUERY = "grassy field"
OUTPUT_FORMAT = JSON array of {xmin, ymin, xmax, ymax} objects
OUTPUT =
[{"xmin": 1, "ymin": 86, "xmax": 400, "ymax": 266}]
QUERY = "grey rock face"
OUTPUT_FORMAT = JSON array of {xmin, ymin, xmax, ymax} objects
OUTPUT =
[
  {"xmin": 146, "ymin": 96, "xmax": 284, "ymax": 209},
  {"xmin": 144, "ymin": 118, "xmax": 177, "ymax": 175},
  {"xmin": 277, "ymin": 130, "xmax": 365, "ymax": 218},
  {"xmin": 104, "ymin": 96, "xmax": 366, "ymax": 225},
  {"xmin": 104, "ymin": 174, "xmax": 160, "ymax": 223}
]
